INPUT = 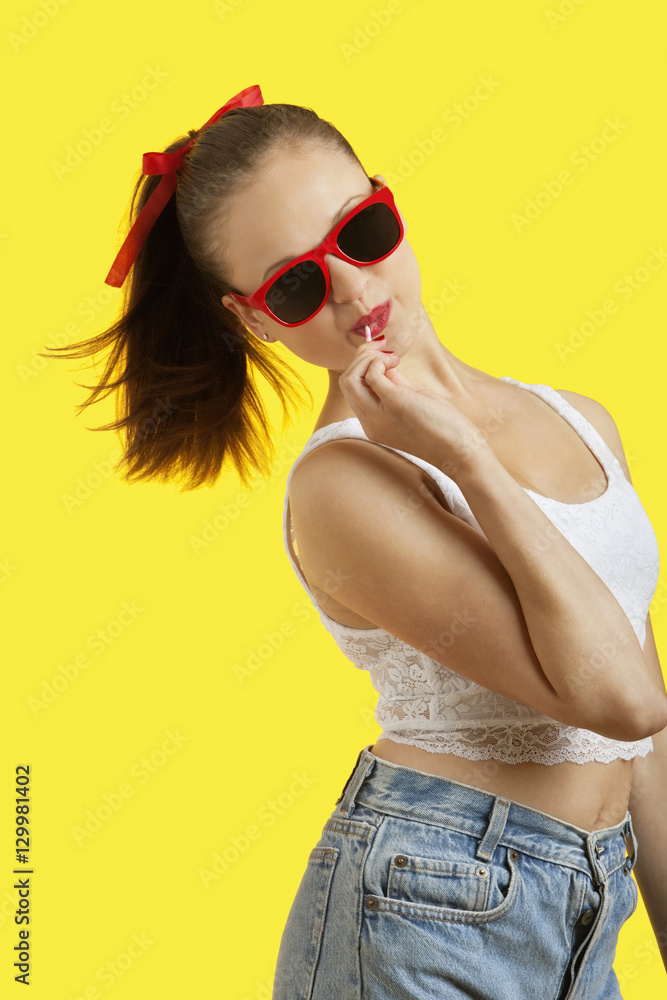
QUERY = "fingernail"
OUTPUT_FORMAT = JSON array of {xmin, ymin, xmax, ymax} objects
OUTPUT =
[{"xmin": 381, "ymin": 350, "xmax": 395, "ymax": 354}]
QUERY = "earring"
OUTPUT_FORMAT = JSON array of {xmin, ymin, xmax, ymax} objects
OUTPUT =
[{"xmin": 262, "ymin": 333, "xmax": 269, "ymax": 341}]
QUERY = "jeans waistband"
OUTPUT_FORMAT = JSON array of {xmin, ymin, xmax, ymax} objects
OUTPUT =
[{"xmin": 335, "ymin": 745, "xmax": 637, "ymax": 886}]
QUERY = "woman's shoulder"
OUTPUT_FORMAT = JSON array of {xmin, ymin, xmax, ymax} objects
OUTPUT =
[
  {"xmin": 288, "ymin": 430, "xmax": 456, "ymax": 526},
  {"xmin": 552, "ymin": 387, "xmax": 633, "ymax": 484},
  {"xmin": 291, "ymin": 430, "xmax": 430, "ymax": 488}
]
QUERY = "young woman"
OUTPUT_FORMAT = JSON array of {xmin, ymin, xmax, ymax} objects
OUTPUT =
[{"xmin": 51, "ymin": 85, "xmax": 667, "ymax": 999}]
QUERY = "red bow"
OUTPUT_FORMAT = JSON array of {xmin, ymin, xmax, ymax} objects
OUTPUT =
[{"xmin": 104, "ymin": 84, "xmax": 264, "ymax": 288}]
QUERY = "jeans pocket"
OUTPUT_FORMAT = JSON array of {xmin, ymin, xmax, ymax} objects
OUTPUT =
[
  {"xmin": 366, "ymin": 828, "xmax": 522, "ymax": 925},
  {"xmin": 272, "ymin": 846, "xmax": 339, "ymax": 1000},
  {"xmin": 387, "ymin": 853, "xmax": 494, "ymax": 912}
]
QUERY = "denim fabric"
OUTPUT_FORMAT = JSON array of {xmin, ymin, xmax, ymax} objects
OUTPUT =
[{"xmin": 272, "ymin": 745, "xmax": 640, "ymax": 1000}]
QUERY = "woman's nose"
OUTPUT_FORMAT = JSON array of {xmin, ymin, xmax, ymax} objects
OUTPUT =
[{"xmin": 325, "ymin": 252, "xmax": 368, "ymax": 304}]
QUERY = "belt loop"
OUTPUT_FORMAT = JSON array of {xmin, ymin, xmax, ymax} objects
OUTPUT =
[
  {"xmin": 624, "ymin": 809, "xmax": 638, "ymax": 867},
  {"xmin": 475, "ymin": 797, "xmax": 511, "ymax": 862},
  {"xmin": 336, "ymin": 745, "xmax": 376, "ymax": 818},
  {"xmin": 335, "ymin": 746, "xmax": 365, "ymax": 806}
]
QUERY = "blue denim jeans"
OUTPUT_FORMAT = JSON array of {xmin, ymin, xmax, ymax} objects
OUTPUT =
[{"xmin": 272, "ymin": 744, "xmax": 640, "ymax": 1000}]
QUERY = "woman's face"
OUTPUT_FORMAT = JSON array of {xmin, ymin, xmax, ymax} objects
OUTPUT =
[{"xmin": 220, "ymin": 145, "xmax": 423, "ymax": 372}]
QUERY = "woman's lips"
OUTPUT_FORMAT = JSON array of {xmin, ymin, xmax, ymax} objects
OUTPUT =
[{"xmin": 351, "ymin": 300, "xmax": 391, "ymax": 339}]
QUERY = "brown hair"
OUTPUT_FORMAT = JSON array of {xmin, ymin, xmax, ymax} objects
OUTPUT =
[{"xmin": 43, "ymin": 102, "xmax": 365, "ymax": 491}]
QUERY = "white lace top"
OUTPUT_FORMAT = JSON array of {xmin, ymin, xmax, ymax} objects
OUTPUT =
[{"xmin": 283, "ymin": 376, "xmax": 659, "ymax": 765}]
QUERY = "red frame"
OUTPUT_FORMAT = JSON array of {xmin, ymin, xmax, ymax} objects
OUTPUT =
[{"xmin": 227, "ymin": 177, "xmax": 404, "ymax": 327}]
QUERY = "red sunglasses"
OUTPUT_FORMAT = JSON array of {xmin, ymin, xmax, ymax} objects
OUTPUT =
[{"xmin": 227, "ymin": 177, "xmax": 404, "ymax": 327}]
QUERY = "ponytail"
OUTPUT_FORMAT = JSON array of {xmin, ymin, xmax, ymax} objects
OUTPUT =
[{"xmin": 42, "ymin": 101, "xmax": 363, "ymax": 491}]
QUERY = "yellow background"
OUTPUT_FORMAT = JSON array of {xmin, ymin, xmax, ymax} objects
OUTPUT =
[{"xmin": 3, "ymin": 0, "xmax": 666, "ymax": 996}]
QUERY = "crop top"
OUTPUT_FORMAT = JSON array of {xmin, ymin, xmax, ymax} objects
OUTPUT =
[{"xmin": 282, "ymin": 376, "xmax": 660, "ymax": 765}]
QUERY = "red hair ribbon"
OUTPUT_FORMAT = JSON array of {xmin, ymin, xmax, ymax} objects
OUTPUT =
[{"xmin": 104, "ymin": 84, "xmax": 264, "ymax": 288}]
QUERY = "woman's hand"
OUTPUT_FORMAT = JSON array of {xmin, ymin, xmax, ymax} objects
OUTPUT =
[{"xmin": 338, "ymin": 342, "xmax": 491, "ymax": 477}]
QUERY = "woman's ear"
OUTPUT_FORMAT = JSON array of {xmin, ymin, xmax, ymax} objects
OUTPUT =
[{"xmin": 221, "ymin": 294, "xmax": 273, "ymax": 343}]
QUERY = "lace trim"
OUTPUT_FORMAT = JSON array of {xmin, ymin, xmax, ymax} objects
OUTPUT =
[{"xmin": 377, "ymin": 723, "xmax": 654, "ymax": 765}]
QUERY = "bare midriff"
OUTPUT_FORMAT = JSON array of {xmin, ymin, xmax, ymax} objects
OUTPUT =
[{"xmin": 369, "ymin": 737, "xmax": 635, "ymax": 833}]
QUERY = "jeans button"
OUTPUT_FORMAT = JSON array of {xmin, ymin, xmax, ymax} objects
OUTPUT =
[{"xmin": 580, "ymin": 909, "xmax": 595, "ymax": 925}]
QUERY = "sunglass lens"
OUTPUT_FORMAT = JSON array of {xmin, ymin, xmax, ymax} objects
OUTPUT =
[
  {"xmin": 265, "ymin": 259, "xmax": 327, "ymax": 324},
  {"xmin": 337, "ymin": 202, "xmax": 401, "ymax": 262}
]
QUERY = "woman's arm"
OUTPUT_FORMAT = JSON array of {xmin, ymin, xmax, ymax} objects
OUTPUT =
[
  {"xmin": 290, "ymin": 425, "xmax": 667, "ymax": 742},
  {"xmin": 295, "ymin": 351, "xmax": 667, "ymax": 738},
  {"xmin": 450, "ymin": 442, "xmax": 666, "ymax": 737}
]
